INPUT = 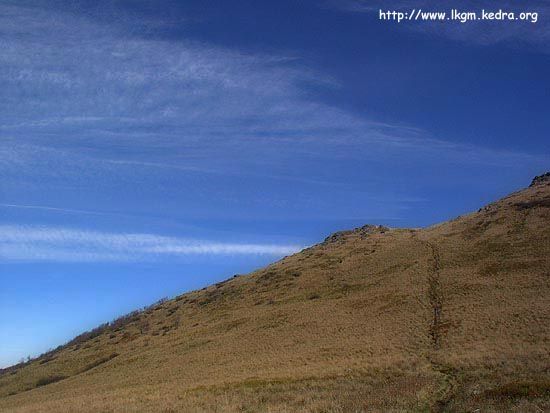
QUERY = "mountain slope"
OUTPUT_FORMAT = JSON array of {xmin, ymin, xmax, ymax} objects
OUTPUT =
[{"xmin": 1, "ymin": 174, "xmax": 549, "ymax": 412}]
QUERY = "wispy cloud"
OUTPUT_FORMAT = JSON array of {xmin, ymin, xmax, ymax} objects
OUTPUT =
[
  {"xmin": 0, "ymin": 2, "xmax": 547, "ymax": 226},
  {"xmin": 1, "ymin": 0, "xmax": 543, "ymax": 177},
  {"xmin": 0, "ymin": 225, "xmax": 303, "ymax": 262}
]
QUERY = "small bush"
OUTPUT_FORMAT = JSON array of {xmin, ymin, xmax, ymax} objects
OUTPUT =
[
  {"xmin": 81, "ymin": 353, "xmax": 118, "ymax": 373},
  {"xmin": 514, "ymin": 199, "xmax": 550, "ymax": 210},
  {"xmin": 485, "ymin": 380, "xmax": 550, "ymax": 399},
  {"xmin": 39, "ymin": 356, "xmax": 56, "ymax": 365},
  {"xmin": 35, "ymin": 375, "xmax": 67, "ymax": 388}
]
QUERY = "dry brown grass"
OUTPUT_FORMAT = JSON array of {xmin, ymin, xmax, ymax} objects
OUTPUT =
[{"xmin": 1, "ymin": 176, "xmax": 549, "ymax": 412}]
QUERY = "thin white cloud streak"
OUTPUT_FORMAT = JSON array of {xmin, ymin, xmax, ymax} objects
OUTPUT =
[
  {"xmin": 0, "ymin": 203, "xmax": 117, "ymax": 217},
  {"xmin": 0, "ymin": 225, "xmax": 303, "ymax": 262}
]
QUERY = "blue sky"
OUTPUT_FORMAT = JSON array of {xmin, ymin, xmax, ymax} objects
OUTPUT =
[{"xmin": 1, "ymin": 0, "xmax": 549, "ymax": 367}]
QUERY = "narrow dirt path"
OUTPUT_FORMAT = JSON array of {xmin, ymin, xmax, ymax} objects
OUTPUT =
[
  {"xmin": 414, "ymin": 234, "xmax": 457, "ymax": 412},
  {"xmin": 426, "ymin": 241, "xmax": 443, "ymax": 350}
]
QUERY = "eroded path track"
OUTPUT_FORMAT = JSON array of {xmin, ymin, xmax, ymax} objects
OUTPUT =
[
  {"xmin": 414, "ymin": 235, "xmax": 457, "ymax": 412},
  {"xmin": 427, "ymin": 241, "xmax": 444, "ymax": 350}
]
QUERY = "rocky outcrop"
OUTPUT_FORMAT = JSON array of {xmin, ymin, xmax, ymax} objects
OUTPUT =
[
  {"xmin": 323, "ymin": 224, "xmax": 389, "ymax": 244},
  {"xmin": 530, "ymin": 172, "xmax": 550, "ymax": 187}
]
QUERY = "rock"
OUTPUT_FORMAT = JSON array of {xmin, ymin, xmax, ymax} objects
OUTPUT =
[
  {"xmin": 323, "ymin": 224, "xmax": 390, "ymax": 244},
  {"xmin": 530, "ymin": 172, "xmax": 550, "ymax": 187}
]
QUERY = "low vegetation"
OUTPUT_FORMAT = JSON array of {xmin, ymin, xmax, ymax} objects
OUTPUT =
[{"xmin": 35, "ymin": 375, "xmax": 67, "ymax": 388}]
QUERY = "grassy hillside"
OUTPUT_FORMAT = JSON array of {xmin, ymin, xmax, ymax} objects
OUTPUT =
[{"xmin": 1, "ymin": 174, "xmax": 549, "ymax": 412}]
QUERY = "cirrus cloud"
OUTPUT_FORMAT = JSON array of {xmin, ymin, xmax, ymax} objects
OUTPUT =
[{"xmin": 0, "ymin": 225, "xmax": 303, "ymax": 262}]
